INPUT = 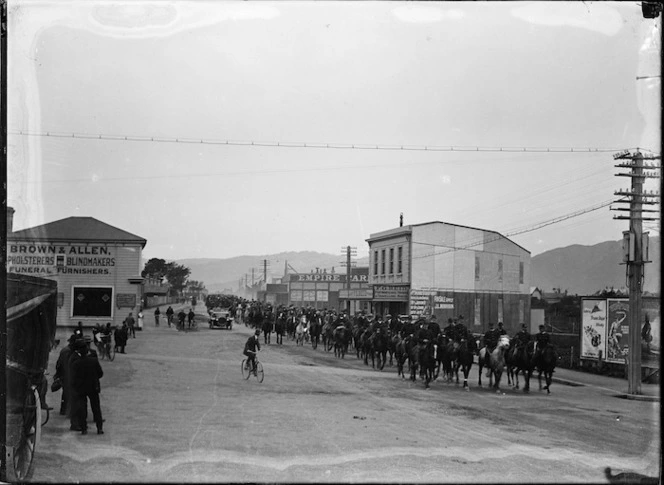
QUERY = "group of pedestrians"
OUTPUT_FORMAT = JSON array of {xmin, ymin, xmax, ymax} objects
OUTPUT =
[
  {"xmin": 152, "ymin": 305, "xmax": 197, "ymax": 331},
  {"xmin": 53, "ymin": 328, "xmax": 104, "ymax": 435}
]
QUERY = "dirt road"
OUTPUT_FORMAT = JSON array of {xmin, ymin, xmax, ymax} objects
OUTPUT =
[{"xmin": 34, "ymin": 314, "xmax": 660, "ymax": 482}]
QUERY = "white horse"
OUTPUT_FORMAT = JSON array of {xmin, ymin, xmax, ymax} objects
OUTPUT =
[
  {"xmin": 295, "ymin": 321, "xmax": 305, "ymax": 346},
  {"xmin": 478, "ymin": 335, "xmax": 510, "ymax": 391}
]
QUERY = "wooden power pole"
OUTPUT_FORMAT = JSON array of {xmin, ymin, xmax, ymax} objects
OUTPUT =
[{"xmin": 612, "ymin": 149, "xmax": 661, "ymax": 394}]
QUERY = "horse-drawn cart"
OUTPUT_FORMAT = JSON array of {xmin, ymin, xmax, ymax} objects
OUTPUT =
[{"xmin": 4, "ymin": 273, "xmax": 58, "ymax": 482}]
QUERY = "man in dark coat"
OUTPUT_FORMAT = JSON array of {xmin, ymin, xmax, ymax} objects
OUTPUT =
[
  {"xmin": 54, "ymin": 335, "xmax": 75, "ymax": 415},
  {"xmin": 166, "ymin": 306, "xmax": 174, "ymax": 327},
  {"xmin": 68, "ymin": 338, "xmax": 87, "ymax": 430},
  {"xmin": 114, "ymin": 323, "xmax": 128, "ymax": 353},
  {"xmin": 71, "ymin": 344, "xmax": 104, "ymax": 434}
]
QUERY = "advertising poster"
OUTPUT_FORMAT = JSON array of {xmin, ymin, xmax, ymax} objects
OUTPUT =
[
  {"xmin": 606, "ymin": 299, "xmax": 630, "ymax": 363},
  {"xmin": 581, "ymin": 299, "xmax": 606, "ymax": 360},
  {"xmin": 642, "ymin": 298, "xmax": 660, "ymax": 360}
]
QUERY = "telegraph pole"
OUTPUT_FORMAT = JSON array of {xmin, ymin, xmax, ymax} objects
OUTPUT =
[
  {"xmin": 340, "ymin": 246, "xmax": 357, "ymax": 314},
  {"xmin": 612, "ymin": 149, "xmax": 661, "ymax": 394}
]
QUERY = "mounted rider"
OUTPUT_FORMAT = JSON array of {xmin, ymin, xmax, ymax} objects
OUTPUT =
[
  {"xmin": 451, "ymin": 316, "xmax": 470, "ymax": 347},
  {"xmin": 497, "ymin": 321, "xmax": 508, "ymax": 336},
  {"xmin": 427, "ymin": 315, "xmax": 441, "ymax": 341},
  {"xmin": 514, "ymin": 323, "xmax": 531, "ymax": 348},
  {"xmin": 483, "ymin": 322, "xmax": 500, "ymax": 375},
  {"xmin": 534, "ymin": 324, "xmax": 551, "ymax": 362}
]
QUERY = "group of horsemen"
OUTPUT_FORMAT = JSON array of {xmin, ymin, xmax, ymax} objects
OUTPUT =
[{"xmin": 237, "ymin": 301, "xmax": 553, "ymax": 373}]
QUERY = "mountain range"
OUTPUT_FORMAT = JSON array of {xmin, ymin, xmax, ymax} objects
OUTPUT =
[{"xmin": 177, "ymin": 237, "xmax": 660, "ymax": 296}]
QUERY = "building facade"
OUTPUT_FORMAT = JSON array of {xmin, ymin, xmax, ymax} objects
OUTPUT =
[
  {"xmin": 366, "ymin": 221, "xmax": 531, "ymax": 335},
  {"xmin": 7, "ymin": 209, "xmax": 147, "ymax": 329},
  {"xmin": 286, "ymin": 267, "xmax": 370, "ymax": 312}
]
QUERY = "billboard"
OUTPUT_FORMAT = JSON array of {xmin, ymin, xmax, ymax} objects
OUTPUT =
[
  {"xmin": 606, "ymin": 299, "xmax": 629, "ymax": 363},
  {"xmin": 581, "ymin": 299, "xmax": 607, "ymax": 360}
]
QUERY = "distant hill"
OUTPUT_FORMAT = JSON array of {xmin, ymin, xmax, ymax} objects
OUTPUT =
[
  {"xmin": 176, "ymin": 238, "xmax": 660, "ymax": 296},
  {"xmin": 531, "ymin": 236, "xmax": 660, "ymax": 295},
  {"xmin": 177, "ymin": 252, "xmax": 370, "ymax": 293}
]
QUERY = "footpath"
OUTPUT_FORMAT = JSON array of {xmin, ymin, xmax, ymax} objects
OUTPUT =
[{"xmin": 550, "ymin": 366, "xmax": 660, "ymax": 402}]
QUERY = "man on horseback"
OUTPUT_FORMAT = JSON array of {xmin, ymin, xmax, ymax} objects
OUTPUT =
[
  {"xmin": 514, "ymin": 324, "xmax": 531, "ymax": 348},
  {"xmin": 483, "ymin": 322, "xmax": 500, "ymax": 377},
  {"xmin": 534, "ymin": 324, "xmax": 550, "ymax": 363},
  {"xmin": 497, "ymin": 321, "xmax": 507, "ymax": 336},
  {"xmin": 244, "ymin": 329, "xmax": 261, "ymax": 374}
]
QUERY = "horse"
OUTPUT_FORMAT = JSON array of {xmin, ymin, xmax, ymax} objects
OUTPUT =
[
  {"xmin": 536, "ymin": 344, "xmax": 557, "ymax": 394},
  {"xmin": 309, "ymin": 318, "xmax": 321, "ymax": 350},
  {"xmin": 262, "ymin": 317, "xmax": 273, "ymax": 345},
  {"xmin": 286, "ymin": 315, "xmax": 296, "ymax": 341},
  {"xmin": 362, "ymin": 330, "xmax": 374, "ymax": 367},
  {"xmin": 408, "ymin": 343, "xmax": 420, "ymax": 383},
  {"xmin": 373, "ymin": 329, "xmax": 389, "ymax": 371},
  {"xmin": 507, "ymin": 340, "xmax": 535, "ymax": 392},
  {"xmin": 322, "ymin": 322, "xmax": 334, "ymax": 352},
  {"xmin": 388, "ymin": 331, "xmax": 399, "ymax": 367},
  {"xmin": 295, "ymin": 321, "xmax": 305, "ymax": 346},
  {"xmin": 418, "ymin": 340, "xmax": 436, "ymax": 388},
  {"xmin": 435, "ymin": 335, "xmax": 454, "ymax": 382},
  {"xmin": 274, "ymin": 315, "xmax": 285, "ymax": 345},
  {"xmin": 478, "ymin": 335, "xmax": 510, "ymax": 392},
  {"xmin": 333, "ymin": 326, "xmax": 350, "ymax": 359},
  {"xmin": 395, "ymin": 336, "xmax": 408, "ymax": 378},
  {"xmin": 453, "ymin": 338, "xmax": 475, "ymax": 390}
]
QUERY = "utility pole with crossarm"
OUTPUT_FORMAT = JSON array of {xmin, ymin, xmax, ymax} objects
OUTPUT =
[{"xmin": 611, "ymin": 149, "xmax": 661, "ymax": 394}]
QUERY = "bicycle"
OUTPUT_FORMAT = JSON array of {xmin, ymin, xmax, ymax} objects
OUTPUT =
[
  {"xmin": 97, "ymin": 336, "xmax": 115, "ymax": 361},
  {"xmin": 241, "ymin": 354, "xmax": 264, "ymax": 383}
]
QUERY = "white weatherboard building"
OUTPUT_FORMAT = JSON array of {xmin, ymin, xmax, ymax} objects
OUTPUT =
[
  {"xmin": 7, "ymin": 208, "xmax": 147, "ymax": 329},
  {"xmin": 366, "ymin": 221, "xmax": 531, "ymax": 334}
]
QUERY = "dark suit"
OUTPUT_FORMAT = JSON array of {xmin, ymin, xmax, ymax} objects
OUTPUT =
[{"xmin": 71, "ymin": 350, "xmax": 104, "ymax": 433}]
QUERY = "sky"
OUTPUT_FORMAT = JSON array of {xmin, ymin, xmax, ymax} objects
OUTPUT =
[{"xmin": 7, "ymin": 1, "xmax": 662, "ymax": 266}]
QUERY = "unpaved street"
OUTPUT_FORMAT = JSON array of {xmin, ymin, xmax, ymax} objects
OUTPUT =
[{"xmin": 35, "ymin": 313, "xmax": 659, "ymax": 483}]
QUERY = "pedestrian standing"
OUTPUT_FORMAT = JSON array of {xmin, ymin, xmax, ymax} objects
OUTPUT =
[
  {"xmin": 178, "ymin": 309, "xmax": 187, "ymax": 330},
  {"xmin": 187, "ymin": 308, "xmax": 195, "ymax": 329},
  {"xmin": 154, "ymin": 307, "xmax": 161, "ymax": 326},
  {"xmin": 71, "ymin": 344, "xmax": 104, "ymax": 435},
  {"xmin": 114, "ymin": 323, "xmax": 128, "ymax": 354},
  {"xmin": 68, "ymin": 338, "xmax": 87, "ymax": 431},
  {"xmin": 54, "ymin": 335, "xmax": 75, "ymax": 416},
  {"xmin": 137, "ymin": 309, "xmax": 144, "ymax": 331},
  {"xmin": 125, "ymin": 312, "xmax": 136, "ymax": 338}
]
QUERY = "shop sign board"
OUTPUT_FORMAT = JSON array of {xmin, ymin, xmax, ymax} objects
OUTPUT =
[
  {"xmin": 116, "ymin": 293, "xmax": 136, "ymax": 309},
  {"xmin": 373, "ymin": 285, "xmax": 409, "ymax": 301},
  {"xmin": 581, "ymin": 299, "xmax": 606, "ymax": 360},
  {"xmin": 290, "ymin": 273, "xmax": 368, "ymax": 283},
  {"xmin": 7, "ymin": 242, "xmax": 116, "ymax": 276},
  {"xmin": 339, "ymin": 288, "xmax": 373, "ymax": 300}
]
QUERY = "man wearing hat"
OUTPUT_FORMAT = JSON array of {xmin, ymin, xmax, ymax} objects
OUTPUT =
[
  {"xmin": 428, "ymin": 315, "xmax": 441, "ymax": 341},
  {"xmin": 54, "ymin": 335, "xmax": 76, "ymax": 416},
  {"xmin": 514, "ymin": 323, "xmax": 531, "ymax": 349},
  {"xmin": 243, "ymin": 329, "xmax": 262, "ymax": 375},
  {"xmin": 71, "ymin": 339, "xmax": 105, "ymax": 435},
  {"xmin": 534, "ymin": 324, "xmax": 551, "ymax": 362},
  {"xmin": 67, "ymin": 337, "xmax": 88, "ymax": 431},
  {"xmin": 452, "ymin": 316, "xmax": 469, "ymax": 344},
  {"xmin": 483, "ymin": 322, "xmax": 500, "ymax": 375},
  {"xmin": 497, "ymin": 321, "xmax": 507, "ymax": 336}
]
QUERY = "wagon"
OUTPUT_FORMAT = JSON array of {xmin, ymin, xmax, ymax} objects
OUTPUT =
[{"xmin": 4, "ymin": 273, "xmax": 58, "ymax": 482}]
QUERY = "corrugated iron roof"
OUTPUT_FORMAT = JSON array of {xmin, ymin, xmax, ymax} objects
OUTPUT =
[{"xmin": 8, "ymin": 216, "xmax": 147, "ymax": 248}]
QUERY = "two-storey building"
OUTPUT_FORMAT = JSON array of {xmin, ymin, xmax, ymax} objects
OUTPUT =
[{"xmin": 366, "ymin": 221, "xmax": 531, "ymax": 334}]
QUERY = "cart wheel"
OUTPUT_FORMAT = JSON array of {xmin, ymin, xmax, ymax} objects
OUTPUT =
[
  {"xmin": 108, "ymin": 344, "xmax": 116, "ymax": 362},
  {"xmin": 241, "ymin": 359, "xmax": 251, "ymax": 380},
  {"xmin": 6, "ymin": 385, "xmax": 41, "ymax": 482},
  {"xmin": 41, "ymin": 406, "xmax": 49, "ymax": 427},
  {"xmin": 255, "ymin": 362, "xmax": 264, "ymax": 383}
]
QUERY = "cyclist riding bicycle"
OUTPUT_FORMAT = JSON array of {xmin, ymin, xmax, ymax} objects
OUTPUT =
[{"xmin": 244, "ymin": 329, "xmax": 261, "ymax": 373}]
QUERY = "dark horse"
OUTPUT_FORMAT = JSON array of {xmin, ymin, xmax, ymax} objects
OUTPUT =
[
  {"xmin": 435, "ymin": 335, "xmax": 454, "ymax": 382},
  {"xmin": 309, "ymin": 318, "xmax": 321, "ymax": 350},
  {"xmin": 418, "ymin": 340, "xmax": 436, "ymax": 388},
  {"xmin": 372, "ymin": 329, "xmax": 389, "ymax": 371},
  {"xmin": 506, "ymin": 341, "xmax": 535, "ymax": 392},
  {"xmin": 333, "ymin": 326, "xmax": 350, "ymax": 359},
  {"xmin": 453, "ymin": 339, "xmax": 474, "ymax": 390},
  {"xmin": 274, "ymin": 314, "xmax": 286, "ymax": 345},
  {"xmin": 262, "ymin": 315, "xmax": 273, "ymax": 345},
  {"xmin": 536, "ymin": 344, "xmax": 557, "ymax": 394},
  {"xmin": 395, "ymin": 336, "xmax": 408, "ymax": 378}
]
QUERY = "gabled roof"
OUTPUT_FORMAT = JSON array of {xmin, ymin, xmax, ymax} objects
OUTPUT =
[{"xmin": 8, "ymin": 216, "xmax": 147, "ymax": 248}]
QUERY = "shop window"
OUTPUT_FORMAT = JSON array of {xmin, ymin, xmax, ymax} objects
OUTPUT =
[
  {"xmin": 519, "ymin": 262, "xmax": 524, "ymax": 284},
  {"xmin": 389, "ymin": 248, "xmax": 394, "ymax": 274},
  {"xmin": 56, "ymin": 254, "xmax": 66, "ymax": 267},
  {"xmin": 474, "ymin": 296, "xmax": 481, "ymax": 326},
  {"xmin": 397, "ymin": 246, "xmax": 403, "ymax": 274},
  {"xmin": 381, "ymin": 249, "xmax": 386, "ymax": 275},
  {"xmin": 374, "ymin": 250, "xmax": 379, "ymax": 275},
  {"xmin": 72, "ymin": 286, "xmax": 113, "ymax": 318},
  {"xmin": 498, "ymin": 259, "xmax": 503, "ymax": 282}
]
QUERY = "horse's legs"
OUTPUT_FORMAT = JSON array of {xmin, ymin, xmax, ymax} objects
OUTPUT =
[{"xmin": 478, "ymin": 362, "xmax": 483, "ymax": 387}]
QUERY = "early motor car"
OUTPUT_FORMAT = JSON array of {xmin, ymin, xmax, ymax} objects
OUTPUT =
[{"xmin": 208, "ymin": 308, "xmax": 233, "ymax": 330}]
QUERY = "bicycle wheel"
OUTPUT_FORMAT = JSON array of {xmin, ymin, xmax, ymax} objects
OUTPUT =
[
  {"xmin": 255, "ymin": 362, "xmax": 264, "ymax": 383},
  {"xmin": 99, "ymin": 345, "xmax": 106, "ymax": 360},
  {"xmin": 241, "ymin": 359, "xmax": 251, "ymax": 380},
  {"xmin": 108, "ymin": 344, "xmax": 116, "ymax": 361}
]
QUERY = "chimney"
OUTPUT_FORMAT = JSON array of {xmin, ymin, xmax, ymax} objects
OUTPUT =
[
  {"xmin": 7, "ymin": 206, "xmax": 15, "ymax": 234},
  {"xmin": 399, "ymin": 212, "xmax": 403, "ymax": 227}
]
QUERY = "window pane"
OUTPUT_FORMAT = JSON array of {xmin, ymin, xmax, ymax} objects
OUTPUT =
[
  {"xmin": 72, "ymin": 287, "xmax": 113, "ymax": 317},
  {"xmin": 475, "ymin": 256, "xmax": 480, "ymax": 280}
]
